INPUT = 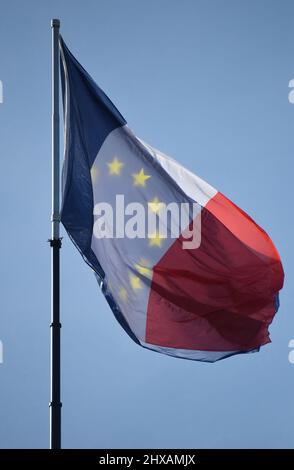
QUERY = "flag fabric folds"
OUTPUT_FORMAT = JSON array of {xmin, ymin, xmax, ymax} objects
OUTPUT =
[{"xmin": 59, "ymin": 37, "xmax": 284, "ymax": 362}]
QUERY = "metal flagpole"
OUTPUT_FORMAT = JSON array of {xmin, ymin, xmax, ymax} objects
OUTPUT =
[{"xmin": 49, "ymin": 18, "xmax": 62, "ymax": 450}]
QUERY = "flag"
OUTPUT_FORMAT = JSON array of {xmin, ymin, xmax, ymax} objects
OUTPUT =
[{"xmin": 59, "ymin": 38, "xmax": 284, "ymax": 362}]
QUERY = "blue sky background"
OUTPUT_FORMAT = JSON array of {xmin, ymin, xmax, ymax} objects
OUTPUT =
[{"xmin": 0, "ymin": 0, "xmax": 293, "ymax": 449}]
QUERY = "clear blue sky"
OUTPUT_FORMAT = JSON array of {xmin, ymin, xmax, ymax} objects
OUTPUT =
[{"xmin": 0, "ymin": 0, "xmax": 293, "ymax": 449}]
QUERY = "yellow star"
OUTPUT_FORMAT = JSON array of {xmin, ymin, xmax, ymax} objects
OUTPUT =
[
  {"xmin": 107, "ymin": 157, "xmax": 124, "ymax": 175},
  {"xmin": 90, "ymin": 166, "xmax": 98, "ymax": 183},
  {"xmin": 148, "ymin": 231, "xmax": 165, "ymax": 247},
  {"xmin": 132, "ymin": 168, "xmax": 151, "ymax": 187},
  {"xmin": 118, "ymin": 287, "xmax": 128, "ymax": 302},
  {"xmin": 129, "ymin": 274, "xmax": 143, "ymax": 290},
  {"xmin": 134, "ymin": 258, "xmax": 153, "ymax": 279},
  {"xmin": 148, "ymin": 197, "xmax": 163, "ymax": 214}
]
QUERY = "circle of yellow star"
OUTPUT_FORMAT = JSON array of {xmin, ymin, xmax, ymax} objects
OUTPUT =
[
  {"xmin": 148, "ymin": 231, "xmax": 165, "ymax": 247},
  {"xmin": 118, "ymin": 287, "xmax": 128, "ymax": 302},
  {"xmin": 129, "ymin": 274, "xmax": 143, "ymax": 290},
  {"xmin": 107, "ymin": 157, "xmax": 124, "ymax": 175},
  {"xmin": 134, "ymin": 258, "xmax": 153, "ymax": 279},
  {"xmin": 148, "ymin": 197, "xmax": 164, "ymax": 214},
  {"xmin": 132, "ymin": 168, "xmax": 151, "ymax": 187}
]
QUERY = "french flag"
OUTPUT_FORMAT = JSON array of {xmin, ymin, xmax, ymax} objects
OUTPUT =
[{"xmin": 60, "ymin": 38, "xmax": 284, "ymax": 362}]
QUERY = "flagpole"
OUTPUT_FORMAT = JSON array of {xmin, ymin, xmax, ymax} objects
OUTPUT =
[{"xmin": 49, "ymin": 18, "xmax": 62, "ymax": 450}]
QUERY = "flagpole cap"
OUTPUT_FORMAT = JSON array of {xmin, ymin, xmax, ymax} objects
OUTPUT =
[{"xmin": 51, "ymin": 19, "xmax": 60, "ymax": 28}]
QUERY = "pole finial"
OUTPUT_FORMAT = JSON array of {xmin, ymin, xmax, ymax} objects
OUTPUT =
[{"xmin": 51, "ymin": 19, "xmax": 60, "ymax": 28}]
